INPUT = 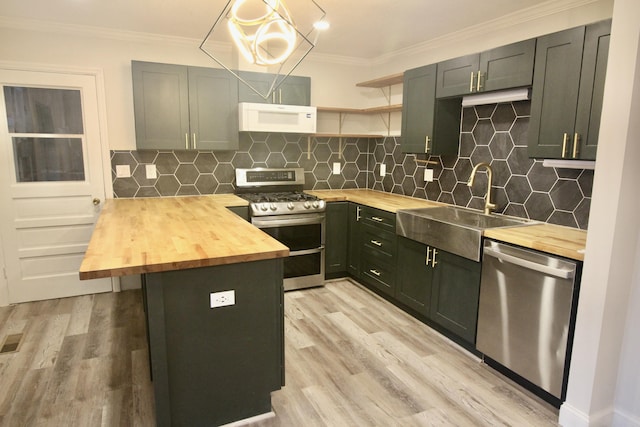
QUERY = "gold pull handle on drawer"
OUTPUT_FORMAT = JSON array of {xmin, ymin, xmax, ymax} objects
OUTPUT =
[
  {"xmin": 371, "ymin": 240, "xmax": 382, "ymax": 247},
  {"xmin": 369, "ymin": 269, "xmax": 381, "ymax": 277},
  {"xmin": 371, "ymin": 216, "xmax": 384, "ymax": 222}
]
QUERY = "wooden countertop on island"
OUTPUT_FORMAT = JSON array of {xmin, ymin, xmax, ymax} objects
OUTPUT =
[{"xmin": 79, "ymin": 195, "xmax": 289, "ymax": 280}]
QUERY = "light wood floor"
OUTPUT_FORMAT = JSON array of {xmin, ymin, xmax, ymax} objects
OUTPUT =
[{"xmin": 0, "ymin": 279, "xmax": 559, "ymax": 426}]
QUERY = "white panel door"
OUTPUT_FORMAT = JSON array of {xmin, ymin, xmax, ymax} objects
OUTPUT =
[{"xmin": 0, "ymin": 69, "xmax": 112, "ymax": 304}]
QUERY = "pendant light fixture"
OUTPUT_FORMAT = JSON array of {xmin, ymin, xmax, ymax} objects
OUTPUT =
[{"xmin": 200, "ymin": 0, "xmax": 327, "ymax": 100}]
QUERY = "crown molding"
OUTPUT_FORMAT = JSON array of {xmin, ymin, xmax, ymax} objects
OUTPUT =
[
  {"xmin": 369, "ymin": 0, "xmax": 612, "ymax": 66},
  {"xmin": 0, "ymin": 0, "xmax": 611, "ymax": 68}
]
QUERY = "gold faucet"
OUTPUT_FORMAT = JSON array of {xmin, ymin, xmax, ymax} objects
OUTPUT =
[{"xmin": 467, "ymin": 162, "xmax": 496, "ymax": 215}]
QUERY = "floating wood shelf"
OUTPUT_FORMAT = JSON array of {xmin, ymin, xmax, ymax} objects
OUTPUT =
[
  {"xmin": 312, "ymin": 133, "xmax": 384, "ymax": 139},
  {"xmin": 317, "ymin": 104, "xmax": 402, "ymax": 114},
  {"xmin": 356, "ymin": 73, "xmax": 404, "ymax": 88}
]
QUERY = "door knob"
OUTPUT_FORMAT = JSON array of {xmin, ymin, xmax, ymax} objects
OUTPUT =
[{"xmin": 92, "ymin": 198, "xmax": 101, "ymax": 206}]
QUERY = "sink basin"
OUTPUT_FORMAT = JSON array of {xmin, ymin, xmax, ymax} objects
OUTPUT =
[{"xmin": 396, "ymin": 206, "xmax": 532, "ymax": 261}]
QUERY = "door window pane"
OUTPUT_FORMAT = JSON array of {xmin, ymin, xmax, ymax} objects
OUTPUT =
[
  {"xmin": 13, "ymin": 137, "xmax": 85, "ymax": 182},
  {"xmin": 3, "ymin": 86, "xmax": 83, "ymax": 134}
]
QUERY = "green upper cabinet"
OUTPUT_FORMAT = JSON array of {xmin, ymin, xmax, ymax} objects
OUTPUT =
[
  {"xmin": 528, "ymin": 20, "xmax": 610, "ymax": 160},
  {"xmin": 436, "ymin": 39, "xmax": 536, "ymax": 98},
  {"xmin": 401, "ymin": 64, "xmax": 462, "ymax": 155},
  {"xmin": 132, "ymin": 61, "xmax": 239, "ymax": 151},
  {"xmin": 237, "ymin": 71, "xmax": 311, "ymax": 106}
]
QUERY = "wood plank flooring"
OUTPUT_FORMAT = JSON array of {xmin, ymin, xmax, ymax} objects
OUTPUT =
[{"xmin": 0, "ymin": 279, "xmax": 559, "ymax": 426}]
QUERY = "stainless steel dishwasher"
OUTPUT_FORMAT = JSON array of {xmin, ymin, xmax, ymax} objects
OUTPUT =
[{"xmin": 476, "ymin": 239, "xmax": 580, "ymax": 404}]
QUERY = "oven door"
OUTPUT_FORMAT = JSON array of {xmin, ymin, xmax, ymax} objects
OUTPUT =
[{"xmin": 252, "ymin": 213, "xmax": 325, "ymax": 291}]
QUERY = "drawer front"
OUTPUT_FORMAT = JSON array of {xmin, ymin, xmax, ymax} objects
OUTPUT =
[
  {"xmin": 362, "ymin": 223, "xmax": 397, "ymax": 257},
  {"xmin": 361, "ymin": 256, "xmax": 396, "ymax": 295},
  {"xmin": 362, "ymin": 207, "xmax": 396, "ymax": 232}
]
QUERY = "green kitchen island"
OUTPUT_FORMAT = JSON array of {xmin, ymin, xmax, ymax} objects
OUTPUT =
[{"xmin": 79, "ymin": 195, "xmax": 289, "ymax": 426}]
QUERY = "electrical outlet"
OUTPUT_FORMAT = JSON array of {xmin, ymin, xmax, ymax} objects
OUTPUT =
[
  {"xmin": 145, "ymin": 164, "xmax": 157, "ymax": 179},
  {"xmin": 115, "ymin": 164, "xmax": 131, "ymax": 178},
  {"xmin": 332, "ymin": 162, "xmax": 341, "ymax": 175},
  {"xmin": 210, "ymin": 290, "xmax": 235, "ymax": 308},
  {"xmin": 424, "ymin": 168, "xmax": 434, "ymax": 182},
  {"xmin": 380, "ymin": 163, "xmax": 386, "ymax": 177}
]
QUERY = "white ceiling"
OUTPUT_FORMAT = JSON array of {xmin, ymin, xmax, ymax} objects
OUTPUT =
[{"xmin": 1, "ymin": 0, "xmax": 555, "ymax": 60}]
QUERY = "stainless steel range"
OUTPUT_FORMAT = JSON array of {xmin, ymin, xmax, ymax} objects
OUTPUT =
[{"xmin": 235, "ymin": 168, "xmax": 325, "ymax": 291}]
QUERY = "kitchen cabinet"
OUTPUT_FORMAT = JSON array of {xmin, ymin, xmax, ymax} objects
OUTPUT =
[
  {"xmin": 143, "ymin": 259, "xmax": 284, "ymax": 426},
  {"xmin": 238, "ymin": 70, "xmax": 311, "ymax": 106},
  {"xmin": 347, "ymin": 203, "xmax": 363, "ymax": 278},
  {"xmin": 226, "ymin": 206, "xmax": 249, "ymax": 221},
  {"xmin": 401, "ymin": 64, "xmax": 462, "ymax": 155},
  {"xmin": 528, "ymin": 20, "xmax": 611, "ymax": 160},
  {"xmin": 396, "ymin": 236, "xmax": 432, "ymax": 316},
  {"xmin": 436, "ymin": 39, "xmax": 536, "ymax": 98},
  {"xmin": 396, "ymin": 236, "xmax": 481, "ymax": 346},
  {"xmin": 359, "ymin": 207, "xmax": 397, "ymax": 297},
  {"xmin": 132, "ymin": 61, "xmax": 239, "ymax": 151},
  {"xmin": 430, "ymin": 249, "xmax": 481, "ymax": 345},
  {"xmin": 325, "ymin": 202, "xmax": 348, "ymax": 279}
]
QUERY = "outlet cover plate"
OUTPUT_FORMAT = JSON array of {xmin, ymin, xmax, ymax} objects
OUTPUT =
[{"xmin": 210, "ymin": 290, "xmax": 235, "ymax": 308}]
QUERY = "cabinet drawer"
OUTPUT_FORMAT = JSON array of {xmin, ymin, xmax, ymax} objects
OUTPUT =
[
  {"xmin": 361, "ymin": 207, "xmax": 396, "ymax": 232},
  {"xmin": 361, "ymin": 257, "xmax": 396, "ymax": 295},
  {"xmin": 362, "ymin": 223, "xmax": 397, "ymax": 257}
]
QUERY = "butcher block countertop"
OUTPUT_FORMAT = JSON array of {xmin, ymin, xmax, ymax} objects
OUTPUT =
[
  {"xmin": 79, "ymin": 195, "xmax": 288, "ymax": 280},
  {"xmin": 308, "ymin": 189, "xmax": 587, "ymax": 261},
  {"xmin": 306, "ymin": 189, "xmax": 445, "ymax": 211}
]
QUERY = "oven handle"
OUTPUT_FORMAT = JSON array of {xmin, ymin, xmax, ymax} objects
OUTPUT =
[
  {"xmin": 252, "ymin": 215, "xmax": 325, "ymax": 228},
  {"xmin": 290, "ymin": 247, "xmax": 325, "ymax": 257}
]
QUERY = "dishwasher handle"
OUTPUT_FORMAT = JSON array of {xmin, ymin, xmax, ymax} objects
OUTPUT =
[{"xmin": 483, "ymin": 246, "xmax": 575, "ymax": 280}]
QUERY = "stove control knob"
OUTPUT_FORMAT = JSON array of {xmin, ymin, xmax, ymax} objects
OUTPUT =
[
  {"xmin": 260, "ymin": 203, "xmax": 268, "ymax": 211},
  {"xmin": 312, "ymin": 201, "xmax": 319, "ymax": 209},
  {"xmin": 303, "ymin": 201, "xmax": 311, "ymax": 209},
  {"xmin": 287, "ymin": 202, "xmax": 295, "ymax": 210},
  {"xmin": 270, "ymin": 203, "xmax": 277, "ymax": 211}
]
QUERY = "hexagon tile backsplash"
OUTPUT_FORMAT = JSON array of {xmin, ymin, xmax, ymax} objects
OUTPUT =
[{"xmin": 112, "ymin": 101, "xmax": 592, "ymax": 229}]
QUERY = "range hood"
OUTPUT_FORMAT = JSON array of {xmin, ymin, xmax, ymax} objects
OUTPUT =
[{"xmin": 461, "ymin": 88, "xmax": 530, "ymax": 107}]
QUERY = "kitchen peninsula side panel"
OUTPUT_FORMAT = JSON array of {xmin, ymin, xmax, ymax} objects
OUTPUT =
[{"xmin": 144, "ymin": 259, "xmax": 284, "ymax": 426}]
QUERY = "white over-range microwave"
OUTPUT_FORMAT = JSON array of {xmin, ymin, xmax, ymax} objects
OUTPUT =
[{"xmin": 238, "ymin": 102, "xmax": 317, "ymax": 134}]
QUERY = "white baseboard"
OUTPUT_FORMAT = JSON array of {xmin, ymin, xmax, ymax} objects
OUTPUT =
[
  {"xmin": 559, "ymin": 402, "xmax": 614, "ymax": 427},
  {"xmin": 612, "ymin": 408, "xmax": 640, "ymax": 427}
]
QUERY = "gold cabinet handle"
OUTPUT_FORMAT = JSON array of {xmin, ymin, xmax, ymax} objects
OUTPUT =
[
  {"xmin": 425, "ymin": 136, "xmax": 431, "ymax": 153},
  {"xmin": 369, "ymin": 269, "xmax": 381, "ymax": 277},
  {"xmin": 426, "ymin": 246, "xmax": 431, "ymax": 266},
  {"xmin": 356, "ymin": 206, "xmax": 362, "ymax": 221},
  {"xmin": 279, "ymin": 88, "xmax": 282, "ymax": 104},
  {"xmin": 572, "ymin": 133, "xmax": 580, "ymax": 158},
  {"xmin": 371, "ymin": 240, "xmax": 382, "ymax": 247},
  {"xmin": 477, "ymin": 70, "xmax": 483, "ymax": 92},
  {"xmin": 470, "ymin": 72, "xmax": 475, "ymax": 92},
  {"xmin": 92, "ymin": 198, "xmax": 101, "ymax": 206},
  {"xmin": 431, "ymin": 248, "xmax": 438, "ymax": 268},
  {"xmin": 371, "ymin": 216, "xmax": 384, "ymax": 223},
  {"xmin": 185, "ymin": 133, "xmax": 189, "ymax": 150},
  {"xmin": 192, "ymin": 133, "xmax": 197, "ymax": 150},
  {"xmin": 562, "ymin": 133, "xmax": 569, "ymax": 158}
]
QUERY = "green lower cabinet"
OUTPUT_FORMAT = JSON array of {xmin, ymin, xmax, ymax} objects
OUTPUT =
[
  {"xmin": 396, "ymin": 237, "xmax": 432, "ymax": 317},
  {"xmin": 430, "ymin": 249, "xmax": 482, "ymax": 345},
  {"xmin": 395, "ymin": 236, "xmax": 481, "ymax": 346},
  {"xmin": 325, "ymin": 202, "xmax": 349, "ymax": 279},
  {"xmin": 347, "ymin": 203, "xmax": 363, "ymax": 278}
]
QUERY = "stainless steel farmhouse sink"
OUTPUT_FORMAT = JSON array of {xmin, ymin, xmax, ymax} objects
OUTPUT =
[{"xmin": 396, "ymin": 206, "xmax": 533, "ymax": 261}]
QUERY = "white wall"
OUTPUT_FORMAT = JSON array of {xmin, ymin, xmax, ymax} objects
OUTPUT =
[{"xmin": 558, "ymin": 0, "xmax": 640, "ymax": 425}]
